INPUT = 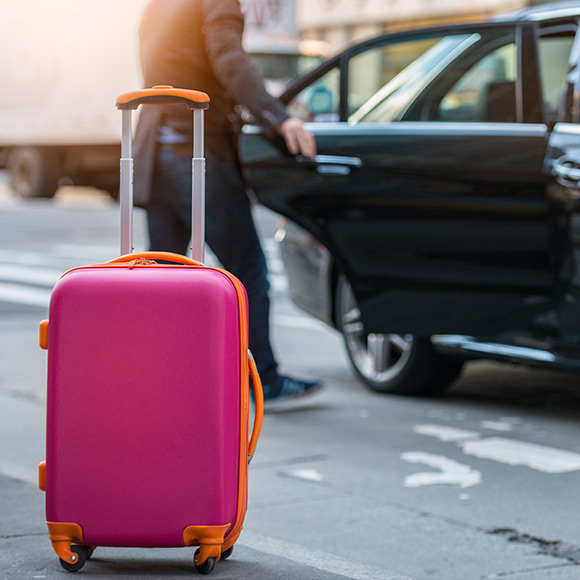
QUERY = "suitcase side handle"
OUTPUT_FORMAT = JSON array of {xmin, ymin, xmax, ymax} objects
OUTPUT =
[
  {"xmin": 248, "ymin": 352, "xmax": 264, "ymax": 464},
  {"xmin": 116, "ymin": 85, "xmax": 210, "ymax": 110}
]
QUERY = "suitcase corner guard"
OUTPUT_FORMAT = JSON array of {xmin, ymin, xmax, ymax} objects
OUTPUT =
[
  {"xmin": 46, "ymin": 522, "xmax": 85, "ymax": 566},
  {"xmin": 183, "ymin": 524, "xmax": 231, "ymax": 565}
]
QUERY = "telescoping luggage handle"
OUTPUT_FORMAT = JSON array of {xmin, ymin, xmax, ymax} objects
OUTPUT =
[{"xmin": 115, "ymin": 86, "xmax": 210, "ymax": 262}]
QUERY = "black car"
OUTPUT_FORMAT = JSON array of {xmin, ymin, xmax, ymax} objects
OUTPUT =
[{"xmin": 239, "ymin": 1, "xmax": 580, "ymax": 396}]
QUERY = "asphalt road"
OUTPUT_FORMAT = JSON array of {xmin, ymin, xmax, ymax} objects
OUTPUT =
[{"xmin": 1, "ymin": 181, "xmax": 580, "ymax": 579}]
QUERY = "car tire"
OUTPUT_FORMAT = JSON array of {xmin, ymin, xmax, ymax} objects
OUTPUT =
[
  {"xmin": 8, "ymin": 147, "xmax": 61, "ymax": 198},
  {"xmin": 335, "ymin": 275, "xmax": 463, "ymax": 396}
]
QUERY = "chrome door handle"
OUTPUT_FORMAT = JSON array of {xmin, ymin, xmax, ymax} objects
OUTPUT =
[
  {"xmin": 297, "ymin": 154, "xmax": 363, "ymax": 167},
  {"xmin": 553, "ymin": 160, "xmax": 580, "ymax": 185},
  {"xmin": 296, "ymin": 154, "xmax": 363, "ymax": 175},
  {"xmin": 311, "ymin": 155, "xmax": 363, "ymax": 168}
]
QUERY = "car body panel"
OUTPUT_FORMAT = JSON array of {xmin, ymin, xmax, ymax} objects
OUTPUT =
[
  {"xmin": 546, "ymin": 122, "xmax": 580, "ymax": 337},
  {"xmin": 242, "ymin": 122, "xmax": 553, "ymax": 334}
]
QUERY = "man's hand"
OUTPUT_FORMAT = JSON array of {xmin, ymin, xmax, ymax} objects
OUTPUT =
[{"xmin": 277, "ymin": 117, "xmax": 317, "ymax": 159}]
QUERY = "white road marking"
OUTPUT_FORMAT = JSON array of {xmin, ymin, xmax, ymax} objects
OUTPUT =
[
  {"xmin": 272, "ymin": 314, "xmax": 327, "ymax": 331},
  {"xmin": 0, "ymin": 244, "xmax": 323, "ymax": 332},
  {"xmin": 0, "ymin": 264, "xmax": 62, "ymax": 286},
  {"xmin": 412, "ymin": 423, "xmax": 580, "ymax": 475},
  {"xmin": 0, "ymin": 283, "xmax": 50, "ymax": 308},
  {"xmin": 52, "ymin": 244, "xmax": 117, "ymax": 261},
  {"xmin": 413, "ymin": 424, "xmax": 480, "ymax": 442},
  {"xmin": 401, "ymin": 452, "xmax": 482, "ymax": 488},
  {"xmin": 263, "ymin": 251, "xmax": 286, "ymax": 274},
  {"xmin": 240, "ymin": 530, "xmax": 412, "ymax": 580},
  {"xmin": 0, "ymin": 249, "xmax": 69, "ymax": 267},
  {"xmin": 269, "ymin": 274, "xmax": 289, "ymax": 292},
  {"xmin": 281, "ymin": 468, "xmax": 325, "ymax": 482},
  {"xmin": 460, "ymin": 437, "xmax": 580, "ymax": 474},
  {"xmin": 479, "ymin": 420, "xmax": 513, "ymax": 432},
  {"xmin": 500, "ymin": 416, "xmax": 523, "ymax": 424}
]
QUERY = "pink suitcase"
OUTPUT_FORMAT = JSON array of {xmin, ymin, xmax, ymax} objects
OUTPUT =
[{"xmin": 38, "ymin": 86, "xmax": 264, "ymax": 575}]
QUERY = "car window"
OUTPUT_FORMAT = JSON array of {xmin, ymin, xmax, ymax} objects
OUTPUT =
[
  {"xmin": 347, "ymin": 38, "xmax": 440, "ymax": 116},
  {"xmin": 286, "ymin": 66, "xmax": 340, "ymax": 122},
  {"xmin": 438, "ymin": 43, "xmax": 517, "ymax": 122},
  {"xmin": 286, "ymin": 33, "xmax": 478, "ymax": 123},
  {"xmin": 537, "ymin": 34, "xmax": 575, "ymax": 124},
  {"xmin": 350, "ymin": 33, "xmax": 482, "ymax": 123},
  {"xmin": 286, "ymin": 26, "xmax": 571, "ymax": 126}
]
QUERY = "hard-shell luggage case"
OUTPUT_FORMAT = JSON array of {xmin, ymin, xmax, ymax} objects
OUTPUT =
[{"xmin": 38, "ymin": 86, "xmax": 264, "ymax": 575}]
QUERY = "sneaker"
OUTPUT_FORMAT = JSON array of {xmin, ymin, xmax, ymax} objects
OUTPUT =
[{"xmin": 262, "ymin": 375, "xmax": 324, "ymax": 412}]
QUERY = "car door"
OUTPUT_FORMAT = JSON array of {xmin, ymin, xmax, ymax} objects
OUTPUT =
[
  {"xmin": 546, "ymin": 25, "xmax": 580, "ymax": 340},
  {"xmin": 240, "ymin": 21, "xmax": 574, "ymax": 336}
]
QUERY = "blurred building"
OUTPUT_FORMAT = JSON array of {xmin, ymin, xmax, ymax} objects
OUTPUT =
[{"xmin": 297, "ymin": 0, "xmax": 550, "ymax": 52}]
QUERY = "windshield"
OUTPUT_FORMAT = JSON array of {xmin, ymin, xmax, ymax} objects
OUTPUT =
[{"xmin": 350, "ymin": 33, "xmax": 481, "ymax": 123}]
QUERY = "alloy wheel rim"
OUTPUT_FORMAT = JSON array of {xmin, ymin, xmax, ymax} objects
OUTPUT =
[{"xmin": 339, "ymin": 278, "xmax": 413, "ymax": 384}]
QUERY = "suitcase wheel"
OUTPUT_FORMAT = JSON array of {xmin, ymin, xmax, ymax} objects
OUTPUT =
[
  {"xmin": 193, "ymin": 548, "xmax": 215, "ymax": 574},
  {"xmin": 220, "ymin": 546, "xmax": 234, "ymax": 561},
  {"xmin": 194, "ymin": 548, "xmax": 216, "ymax": 575},
  {"xmin": 59, "ymin": 545, "xmax": 91, "ymax": 572}
]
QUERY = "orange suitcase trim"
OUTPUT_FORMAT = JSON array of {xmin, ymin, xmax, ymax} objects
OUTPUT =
[{"xmin": 46, "ymin": 522, "xmax": 85, "ymax": 565}]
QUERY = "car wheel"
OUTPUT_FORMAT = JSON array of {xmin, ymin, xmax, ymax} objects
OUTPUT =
[
  {"xmin": 8, "ymin": 147, "xmax": 61, "ymax": 198},
  {"xmin": 335, "ymin": 275, "xmax": 463, "ymax": 396}
]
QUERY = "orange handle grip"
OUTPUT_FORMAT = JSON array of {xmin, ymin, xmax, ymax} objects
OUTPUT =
[
  {"xmin": 248, "ymin": 353, "xmax": 264, "ymax": 463},
  {"xmin": 106, "ymin": 251, "xmax": 201, "ymax": 266},
  {"xmin": 116, "ymin": 85, "xmax": 210, "ymax": 110}
]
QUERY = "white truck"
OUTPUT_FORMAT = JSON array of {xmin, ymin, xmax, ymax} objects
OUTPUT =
[
  {"xmin": 0, "ymin": 0, "xmax": 148, "ymax": 198},
  {"xmin": 0, "ymin": 0, "xmax": 323, "ymax": 198}
]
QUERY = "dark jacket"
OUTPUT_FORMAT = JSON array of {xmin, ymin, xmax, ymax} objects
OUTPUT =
[{"xmin": 133, "ymin": 0, "xmax": 289, "ymax": 207}]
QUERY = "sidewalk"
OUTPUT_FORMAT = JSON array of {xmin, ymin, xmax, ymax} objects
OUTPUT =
[{"xmin": 0, "ymin": 473, "xmax": 411, "ymax": 580}]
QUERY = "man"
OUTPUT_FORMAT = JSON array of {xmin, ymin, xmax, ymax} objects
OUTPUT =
[{"xmin": 134, "ymin": 0, "xmax": 323, "ymax": 409}]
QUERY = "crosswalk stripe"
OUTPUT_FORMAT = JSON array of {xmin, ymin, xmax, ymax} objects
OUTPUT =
[
  {"xmin": 240, "ymin": 531, "xmax": 412, "ymax": 580},
  {"xmin": 272, "ymin": 314, "xmax": 327, "ymax": 331},
  {"xmin": 0, "ymin": 264, "xmax": 62, "ymax": 287},
  {"xmin": 0, "ymin": 283, "xmax": 51, "ymax": 308},
  {"xmin": 0, "ymin": 246, "xmax": 325, "ymax": 332}
]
